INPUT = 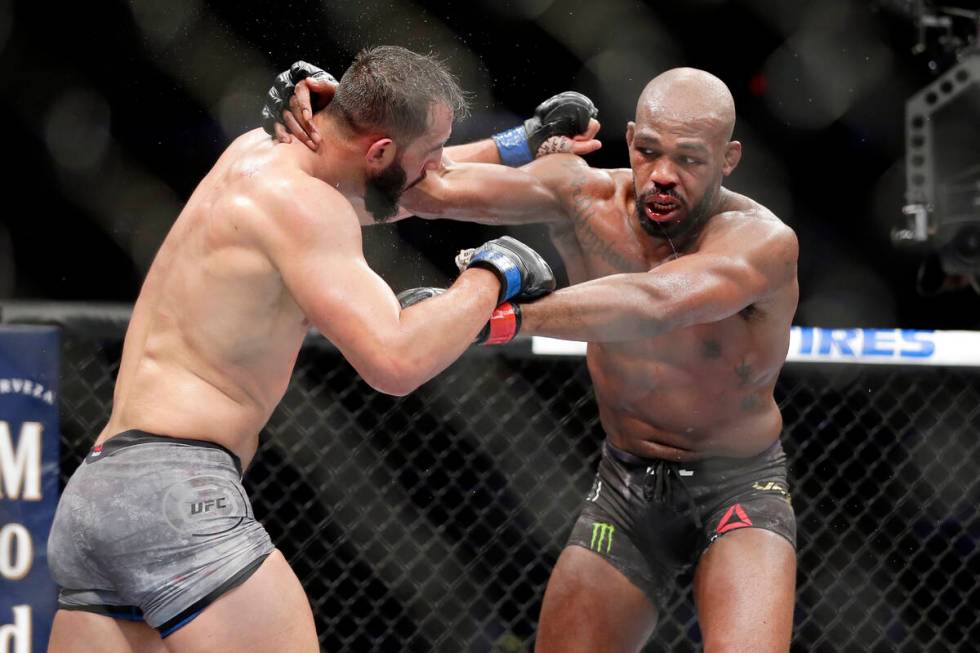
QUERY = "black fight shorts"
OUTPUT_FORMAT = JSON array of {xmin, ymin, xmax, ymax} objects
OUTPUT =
[{"xmin": 566, "ymin": 438, "xmax": 796, "ymax": 611}]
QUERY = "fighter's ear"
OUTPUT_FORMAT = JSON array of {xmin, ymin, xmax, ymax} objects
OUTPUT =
[
  {"xmin": 365, "ymin": 138, "xmax": 397, "ymax": 172},
  {"xmin": 722, "ymin": 140, "xmax": 742, "ymax": 176},
  {"xmin": 626, "ymin": 121, "xmax": 636, "ymax": 147}
]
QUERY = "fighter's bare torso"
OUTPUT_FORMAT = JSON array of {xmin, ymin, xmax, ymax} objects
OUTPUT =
[
  {"xmin": 548, "ymin": 165, "xmax": 797, "ymax": 461},
  {"xmin": 95, "ymin": 130, "xmax": 314, "ymax": 468}
]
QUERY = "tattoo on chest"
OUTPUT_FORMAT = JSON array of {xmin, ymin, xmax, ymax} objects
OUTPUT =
[
  {"xmin": 566, "ymin": 178, "xmax": 636, "ymax": 272},
  {"xmin": 734, "ymin": 358, "xmax": 763, "ymax": 411},
  {"xmin": 702, "ymin": 340, "xmax": 722, "ymax": 359},
  {"xmin": 741, "ymin": 394, "xmax": 762, "ymax": 412},
  {"xmin": 735, "ymin": 360, "xmax": 752, "ymax": 386}
]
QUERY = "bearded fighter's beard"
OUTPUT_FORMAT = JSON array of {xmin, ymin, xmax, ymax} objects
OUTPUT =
[{"xmin": 364, "ymin": 161, "xmax": 408, "ymax": 223}]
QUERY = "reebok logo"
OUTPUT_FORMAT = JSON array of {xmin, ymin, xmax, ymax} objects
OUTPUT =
[{"xmin": 715, "ymin": 503, "xmax": 753, "ymax": 534}]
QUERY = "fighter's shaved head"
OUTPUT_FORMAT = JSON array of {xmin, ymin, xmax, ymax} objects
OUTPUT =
[
  {"xmin": 626, "ymin": 67, "xmax": 742, "ymax": 244},
  {"xmin": 636, "ymin": 68, "xmax": 736, "ymax": 143}
]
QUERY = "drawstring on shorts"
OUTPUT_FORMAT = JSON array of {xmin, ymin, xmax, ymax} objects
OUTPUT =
[{"xmin": 643, "ymin": 459, "xmax": 702, "ymax": 530}]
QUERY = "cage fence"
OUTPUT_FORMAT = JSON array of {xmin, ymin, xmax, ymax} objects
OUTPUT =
[{"xmin": 44, "ymin": 315, "xmax": 979, "ymax": 652}]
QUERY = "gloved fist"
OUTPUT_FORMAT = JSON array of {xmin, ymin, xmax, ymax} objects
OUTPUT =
[
  {"xmin": 492, "ymin": 91, "xmax": 599, "ymax": 166},
  {"xmin": 396, "ymin": 287, "xmax": 523, "ymax": 346},
  {"xmin": 261, "ymin": 61, "xmax": 337, "ymax": 136},
  {"xmin": 456, "ymin": 236, "xmax": 555, "ymax": 304},
  {"xmin": 526, "ymin": 91, "xmax": 598, "ymax": 156}
]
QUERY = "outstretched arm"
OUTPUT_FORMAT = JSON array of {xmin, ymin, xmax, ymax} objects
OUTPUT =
[
  {"xmin": 260, "ymin": 182, "xmax": 501, "ymax": 395},
  {"xmin": 444, "ymin": 139, "xmax": 506, "ymax": 165},
  {"xmin": 518, "ymin": 217, "xmax": 799, "ymax": 342},
  {"xmin": 442, "ymin": 91, "xmax": 602, "ymax": 165},
  {"xmin": 401, "ymin": 152, "xmax": 592, "ymax": 225}
]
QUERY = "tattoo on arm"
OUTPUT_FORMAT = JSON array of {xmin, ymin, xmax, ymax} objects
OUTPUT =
[
  {"xmin": 565, "ymin": 174, "xmax": 636, "ymax": 271},
  {"xmin": 535, "ymin": 136, "xmax": 573, "ymax": 157}
]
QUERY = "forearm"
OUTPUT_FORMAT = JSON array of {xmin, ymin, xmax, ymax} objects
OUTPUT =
[
  {"xmin": 386, "ymin": 269, "xmax": 499, "ymax": 390},
  {"xmin": 444, "ymin": 139, "xmax": 501, "ymax": 165},
  {"xmin": 519, "ymin": 274, "xmax": 671, "ymax": 342},
  {"xmin": 402, "ymin": 160, "xmax": 563, "ymax": 225}
]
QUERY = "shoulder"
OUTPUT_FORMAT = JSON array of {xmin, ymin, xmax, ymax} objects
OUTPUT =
[
  {"xmin": 524, "ymin": 154, "xmax": 618, "ymax": 199},
  {"xmin": 705, "ymin": 193, "xmax": 797, "ymax": 259},
  {"xmin": 208, "ymin": 131, "xmax": 359, "ymax": 236},
  {"xmin": 700, "ymin": 198, "xmax": 798, "ymax": 295},
  {"xmin": 245, "ymin": 165, "xmax": 361, "ymax": 257},
  {"xmin": 256, "ymin": 169, "xmax": 349, "ymax": 216}
]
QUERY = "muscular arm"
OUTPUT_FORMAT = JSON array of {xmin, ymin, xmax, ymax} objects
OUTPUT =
[
  {"xmin": 444, "ymin": 140, "xmax": 503, "ymax": 164},
  {"xmin": 400, "ymin": 153, "xmax": 592, "ymax": 225},
  {"xmin": 440, "ymin": 113, "xmax": 600, "ymax": 165},
  {"xmin": 519, "ymin": 216, "xmax": 798, "ymax": 341},
  {"xmin": 262, "ymin": 181, "xmax": 500, "ymax": 395},
  {"xmin": 364, "ymin": 145, "xmax": 509, "ymax": 225}
]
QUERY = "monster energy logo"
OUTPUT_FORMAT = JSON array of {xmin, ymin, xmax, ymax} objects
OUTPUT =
[{"xmin": 590, "ymin": 522, "xmax": 615, "ymax": 554}]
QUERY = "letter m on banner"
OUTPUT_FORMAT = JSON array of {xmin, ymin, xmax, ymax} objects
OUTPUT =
[
  {"xmin": 0, "ymin": 326, "xmax": 60, "ymax": 652},
  {"xmin": 0, "ymin": 422, "xmax": 42, "ymax": 500}
]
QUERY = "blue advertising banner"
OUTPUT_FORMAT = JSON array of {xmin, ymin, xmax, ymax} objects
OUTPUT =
[
  {"xmin": 532, "ymin": 328, "xmax": 980, "ymax": 366},
  {"xmin": 0, "ymin": 326, "xmax": 60, "ymax": 653}
]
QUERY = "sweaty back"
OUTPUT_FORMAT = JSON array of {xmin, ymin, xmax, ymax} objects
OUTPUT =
[{"xmin": 102, "ymin": 131, "xmax": 315, "ymax": 465}]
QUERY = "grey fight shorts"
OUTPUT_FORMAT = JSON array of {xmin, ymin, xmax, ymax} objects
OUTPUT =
[
  {"xmin": 566, "ymin": 438, "xmax": 796, "ymax": 611},
  {"xmin": 47, "ymin": 430, "xmax": 275, "ymax": 637}
]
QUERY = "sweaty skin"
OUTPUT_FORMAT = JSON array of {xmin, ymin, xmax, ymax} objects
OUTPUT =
[
  {"xmin": 273, "ymin": 65, "xmax": 798, "ymax": 653},
  {"xmin": 94, "ymin": 106, "xmax": 502, "ymax": 471},
  {"xmin": 406, "ymin": 68, "xmax": 799, "ymax": 462}
]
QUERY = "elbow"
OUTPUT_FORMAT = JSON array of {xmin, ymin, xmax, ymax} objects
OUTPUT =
[
  {"xmin": 363, "ymin": 375, "xmax": 418, "ymax": 397},
  {"xmin": 401, "ymin": 182, "xmax": 451, "ymax": 219},
  {"xmin": 360, "ymin": 356, "xmax": 424, "ymax": 397},
  {"xmin": 408, "ymin": 201, "xmax": 448, "ymax": 220},
  {"xmin": 369, "ymin": 378, "xmax": 418, "ymax": 397}
]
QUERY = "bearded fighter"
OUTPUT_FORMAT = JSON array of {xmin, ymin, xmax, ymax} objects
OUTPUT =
[{"xmin": 45, "ymin": 46, "xmax": 558, "ymax": 653}]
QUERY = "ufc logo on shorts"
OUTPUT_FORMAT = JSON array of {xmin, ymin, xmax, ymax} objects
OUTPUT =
[{"xmin": 190, "ymin": 497, "xmax": 228, "ymax": 515}]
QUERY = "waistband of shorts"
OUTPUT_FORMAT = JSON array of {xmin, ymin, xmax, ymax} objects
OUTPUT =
[
  {"xmin": 602, "ymin": 438, "xmax": 782, "ymax": 471},
  {"xmin": 90, "ymin": 430, "xmax": 243, "ymax": 476}
]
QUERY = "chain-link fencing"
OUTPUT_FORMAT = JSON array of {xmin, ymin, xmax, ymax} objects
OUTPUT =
[{"xmin": 30, "ymin": 311, "xmax": 980, "ymax": 652}]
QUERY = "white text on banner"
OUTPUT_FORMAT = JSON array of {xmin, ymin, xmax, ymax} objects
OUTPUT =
[{"xmin": 531, "ymin": 328, "xmax": 980, "ymax": 367}]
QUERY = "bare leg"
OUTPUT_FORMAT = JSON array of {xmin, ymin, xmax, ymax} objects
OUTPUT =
[
  {"xmin": 47, "ymin": 610, "xmax": 166, "ymax": 653},
  {"xmin": 162, "ymin": 549, "xmax": 318, "ymax": 653},
  {"xmin": 694, "ymin": 529, "xmax": 796, "ymax": 653},
  {"xmin": 535, "ymin": 546, "xmax": 657, "ymax": 653}
]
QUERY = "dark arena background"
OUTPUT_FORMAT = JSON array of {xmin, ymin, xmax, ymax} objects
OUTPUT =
[{"xmin": 1, "ymin": 1, "xmax": 978, "ymax": 652}]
